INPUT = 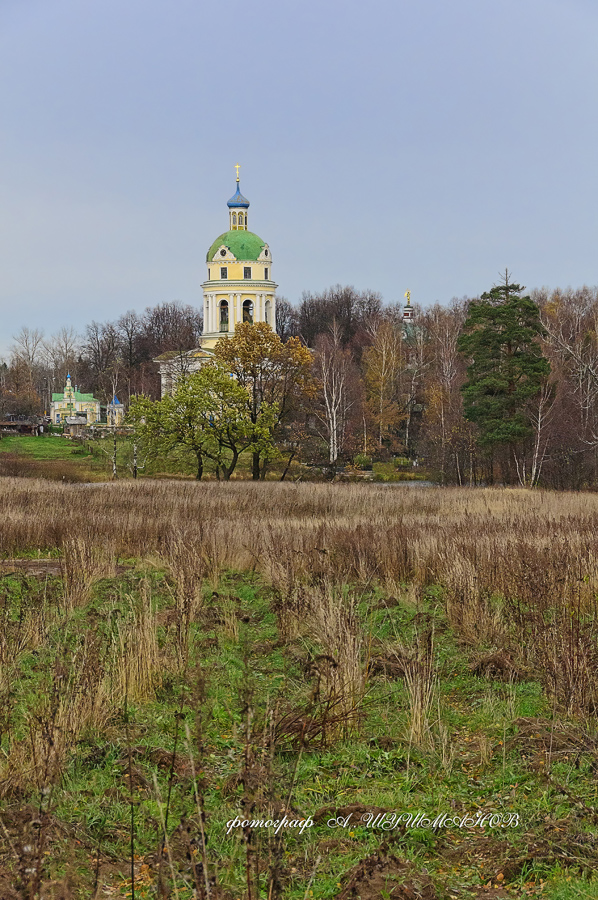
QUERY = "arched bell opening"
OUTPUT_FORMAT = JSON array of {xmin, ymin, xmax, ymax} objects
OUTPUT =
[
  {"xmin": 219, "ymin": 299, "xmax": 229, "ymax": 332},
  {"xmin": 243, "ymin": 299, "xmax": 254, "ymax": 324}
]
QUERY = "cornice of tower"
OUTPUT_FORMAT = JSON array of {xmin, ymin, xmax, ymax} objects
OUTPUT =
[{"xmin": 201, "ymin": 280, "xmax": 278, "ymax": 290}]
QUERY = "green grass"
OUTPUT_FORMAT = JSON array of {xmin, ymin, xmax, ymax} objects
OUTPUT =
[
  {"xmin": 544, "ymin": 876, "xmax": 598, "ymax": 899},
  {"xmin": 372, "ymin": 460, "xmax": 430, "ymax": 482},
  {"xmin": 0, "ymin": 433, "xmax": 87, "ymax": 459},
  {"xmin": 0, "ymin": 432, "xmax": 108, "ymax": 480},
  {"xmin": 0, "ymin": 432, "xmax": 285, "ymax": 480},
  {"xmin": 2, "ymin": 562, "xmax": 598, "ymax": 898},
  {"xmin": 0, "ymin": 433, "xmax": 431, "ymax": 484}
]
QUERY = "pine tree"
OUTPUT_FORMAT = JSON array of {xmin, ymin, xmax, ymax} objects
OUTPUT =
[{"xmin": 457, "ymin": 273, "xmax": 550, "ymax": 454}]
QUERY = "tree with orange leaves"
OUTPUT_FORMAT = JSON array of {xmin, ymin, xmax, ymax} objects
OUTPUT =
[{"xmin": 213, "ymin": 322, "xmax": 314, "ymax": 479}]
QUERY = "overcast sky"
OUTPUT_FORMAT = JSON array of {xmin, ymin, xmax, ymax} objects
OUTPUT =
[{"xmin": 1, "ymin": 0, "xmax": 597, "ymax": 356}]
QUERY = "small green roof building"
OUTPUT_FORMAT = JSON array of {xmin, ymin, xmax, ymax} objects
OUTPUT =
[{"xmin": 50, "ymin": 374, "xmax": 100, "ymax": 425}]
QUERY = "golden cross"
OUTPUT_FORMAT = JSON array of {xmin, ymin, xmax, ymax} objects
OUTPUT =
[
  {"xmin": 404, "ymin": 290, "xmax": 411, "ymax": 305},
  {"xmin": 235, "ymin": 163, "xmax": 240, "ymax": 182}
]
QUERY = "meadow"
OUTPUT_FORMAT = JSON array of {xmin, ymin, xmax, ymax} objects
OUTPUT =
[
  {"xmin": 1, "ymin": 481, "xmax": 598, "ymax": 899},
  {"xmin": 0, "ymin": 434, "xmax": 426, "ymax": 483}
]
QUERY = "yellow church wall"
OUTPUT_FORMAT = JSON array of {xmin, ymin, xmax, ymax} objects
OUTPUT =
[
  {"xmin": 210, "ymin": 263, "xmax": 273, "ymax": 281},
  {"xmin": 208, "ymin": 265, "xmax": 272, "ymax": 281}
]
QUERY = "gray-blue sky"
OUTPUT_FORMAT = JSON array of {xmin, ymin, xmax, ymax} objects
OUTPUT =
[{"xmin": 1, "ymin": 0, "xmax": 596, "ymax": 355}]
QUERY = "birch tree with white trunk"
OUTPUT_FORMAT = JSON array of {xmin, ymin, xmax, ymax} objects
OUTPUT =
[{"xmin": 314, "ymin": 323, "xmax": 354, "ymax": 466}]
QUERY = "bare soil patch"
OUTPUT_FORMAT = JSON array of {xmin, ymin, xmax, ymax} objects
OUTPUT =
[
  {"xmin": 333, "ymin": 848, "xmax": 438, "ymax": 899},
  {"xmin": 0, "ymin": 558, "xmax": 131, "ymax": 577}
]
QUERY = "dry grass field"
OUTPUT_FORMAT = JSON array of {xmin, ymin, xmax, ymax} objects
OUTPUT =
[{"xmin": 1, "ymin": 481, "xmax": 598, "ymax": 899}]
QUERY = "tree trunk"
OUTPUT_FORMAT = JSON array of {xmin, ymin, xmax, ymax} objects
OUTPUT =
[
  {"xmin": 196, "ymin": 453, "xmax": 203, "ymax": 480},
  {"xmin": 280, "ymin": 450, "xmax": 295, "ymax": 481},
  {"xmin": 222, "ymin": 448, "xmax": 240, "ymax": 481},
  {"xmin": 112, "ymin": 430, "xmax": 118, "ymax": 479},
  {"xmin": 252, "ymin": 451, "xmax": 260, "ymax": 481}
]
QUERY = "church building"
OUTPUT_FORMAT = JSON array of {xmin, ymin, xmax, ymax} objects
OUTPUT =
[
  {"xmin": 50, "ymin": 374, "xmax": 101, "ymax": 425},
  {"xmin": 156, "ymin": 169, "xmax": 277, "ymax": 394}
]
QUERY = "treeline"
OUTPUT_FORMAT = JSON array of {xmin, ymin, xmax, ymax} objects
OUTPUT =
[
  {"xmin": 3, "ymin": 282, "xmax": 598, "ymax": 488},
  {"xmin": 0, "ymin": 301, "xmax": 203, "ymax": 413},
  {"xmin": 282, "ymin": 282, "xmax": 598, "ymax": 489},
  {"xmin": 298, "ymin": 287, "xmax": 598, "ymax": 490}
]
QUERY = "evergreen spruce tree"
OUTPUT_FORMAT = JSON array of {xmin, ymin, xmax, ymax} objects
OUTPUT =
[{"xmin": 457, "ymin": 273, "xmax": 550, "ymax": 460}]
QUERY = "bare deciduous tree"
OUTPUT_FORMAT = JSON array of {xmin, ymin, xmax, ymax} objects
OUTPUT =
[
  {"xmin": 314, "ymin": 323, "xmax": 354, "ymax": 465},
  {"xmin": 11, "ymin": 326, "xmax": 45, "ymax": 380},
  {"xmin": 274, "ymin": 296, "xmax": 299, "ymax": 342},
  {"xmin": 363, "ymin": 319, "xmax": 404, "ymax": 449}
]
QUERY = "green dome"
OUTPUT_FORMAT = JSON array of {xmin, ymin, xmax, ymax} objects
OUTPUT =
[{"xmin": 207, "ymin": 230, "xmax": 267, "ymax": 263}]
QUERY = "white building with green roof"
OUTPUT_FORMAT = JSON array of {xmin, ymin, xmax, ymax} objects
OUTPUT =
[{"xmin": 50, "ymin": 374, "xmax": 100, "ymax": 425}]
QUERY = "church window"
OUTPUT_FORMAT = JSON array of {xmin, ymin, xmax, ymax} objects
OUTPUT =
[
  {"xmin": 243, "ymin": 299, "xmax": 254, "ymax": 324},
  {"xmin": 244, "ymin": 267, "xmax": 251, "ymax": 279},
  {"xmin": 232, "ymin": 213, "xmax": 237, "ymax": 225},
  {"xmin": 264, "ymin": 267, "xmax": 269, "ymax": 280},
  {"xmin": 208, "ymin": 268, "xmax": 211, "ymax": 280},
  {"xmin": 220, "ymin": 300, "xmax": 229, "ymax": 331},
  {"xmin": 264, "ymin": 248, "xmax": 269, "ymax": 257},
  {"xmin": 238, "ymin": 214, "xmax": 244, "ymax": 227},
  {"xmin": 220, "ymin": 249, "xmax": 227, "ymax": 256},
  {"xmin": 220, "ymin": 267, "xmax": 228, "ymax": 279},
  {"xmin": 265, "ymin": 299, "xmax": 271, "ymax": 325}
]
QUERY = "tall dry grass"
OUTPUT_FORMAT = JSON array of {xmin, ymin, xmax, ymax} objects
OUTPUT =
[
  {"xmin": 111, "ymin": 582, "xmax": 163, "ymax": 702},
  {"xmin": 2, "ymin": 480, "xmax": 598, "ymax": 710},
  {"xmin": 305, "ymin": 581, "xmax": 365, "ymax": 734},
  {"xmin": 61, "ymin": 536, "xmax": 116, "ymax": 607},
  {"xmin": 403, "ymin": 628, "xmax": 437, "ymax": 752}
]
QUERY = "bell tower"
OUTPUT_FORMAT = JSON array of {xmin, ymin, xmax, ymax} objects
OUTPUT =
[{"xmin": 201, "ymin": 168, "xmax": 277, "ymax": 350}]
